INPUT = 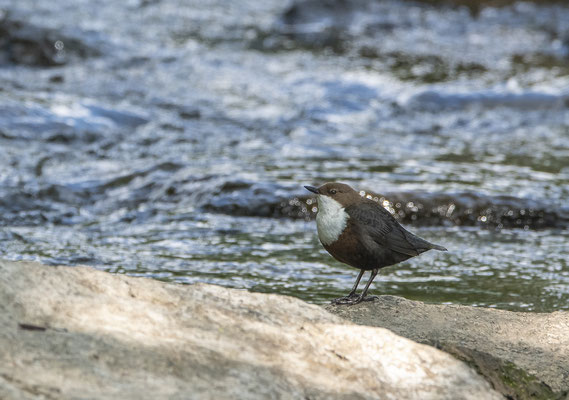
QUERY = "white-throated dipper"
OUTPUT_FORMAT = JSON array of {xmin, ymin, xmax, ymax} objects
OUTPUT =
[{"xmin": 305, "ymin": 182, "xmax": 447, "ymax": 305}]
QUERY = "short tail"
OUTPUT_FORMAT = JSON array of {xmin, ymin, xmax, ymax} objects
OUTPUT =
[{"xmin": 430, "ymin": 243, "xmax": 448, "ymax": 251}]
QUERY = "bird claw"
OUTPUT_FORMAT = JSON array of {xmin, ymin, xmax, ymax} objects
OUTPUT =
[
  {"xmin": 331, "ymin": 294, "xmax": 378, "ymax": 306},
  {"xmin": 332, "ymin": 295, "xmax": 358, "ymax": 305}
]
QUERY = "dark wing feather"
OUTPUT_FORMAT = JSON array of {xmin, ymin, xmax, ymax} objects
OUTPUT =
[{"xmin": 345, "ymin": 200, "xmax": 437, "ymax": 257}]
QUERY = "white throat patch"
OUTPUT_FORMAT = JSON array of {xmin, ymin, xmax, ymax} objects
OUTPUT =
[{"xmin": 315, "ymin": 195, "xmax": 349, "ymax": 245}]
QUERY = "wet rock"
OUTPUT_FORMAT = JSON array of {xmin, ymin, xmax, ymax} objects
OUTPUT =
[
  {"xmin": 0, "ymin": 260, "xmax": 502, "ymax": 400},
  {"xmin": 2, "ymin": 170, "xmax": 565, "ymax": 230},
  {"xmin": 0, "ymin": 16, "xmax": 100, "ymax": 67},
  {"xmin": 262, "ymin": 0, "xmax": 566, "ymax": 82},
  {"xmin": 326, "ymin": 296, "xmax": 569, "ymax": 400},
  {"xmin": 208, "ymin": 186, "xmax": 569, "ymax": 230},
  {"xmin": 373, "ymin": 191, "xmax": 569, "ymax": 230},
  {"xmin": 416, "ymin": 0, "xmax": 567, "ymax": 15},
  {"xmin": 250, "ymin": 0, "xmax": 358, "ymax": 54},
  {"xmin": 0, "ymin": 161, "xmax": 186, "ymax": 227},
  {"xmin": 48, "ymin": 74, "xmax": 64, "ymax": 83},
  {"xmin": 358, "ymin": 50, "xmax": 487, "ymax": 83},
  {"xmin": 201, "ymin": 180, "xmax": 301, "ymax": 218},
  {"xmin": 0, "ymin": 185, "xmax": 85, "ymax": 226},
  {"xmin": 178, "ymin": 106, "xmax": 201, "ymax": 119}
]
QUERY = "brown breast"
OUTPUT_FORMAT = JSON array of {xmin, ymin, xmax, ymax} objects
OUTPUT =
[{"xmin": 322, "ymin": 222, "xmax": 376, "ymax": 270}]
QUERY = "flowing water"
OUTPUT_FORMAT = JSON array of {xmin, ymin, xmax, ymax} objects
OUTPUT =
[{"xmin": 1, "ymin": 0, "xmax": 568, "ymax": 311}]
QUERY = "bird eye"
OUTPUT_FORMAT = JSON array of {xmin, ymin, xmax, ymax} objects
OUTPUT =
[{"xmin": 330, "ymin": 189, "xmax": 337, "ymax": 195}]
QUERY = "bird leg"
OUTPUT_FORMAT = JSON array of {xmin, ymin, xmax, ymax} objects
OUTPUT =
[
  {"xmin": 332, "ymin": 269, "xmax": 379, "ymax": 305},
  {"xmin": 354, "ymin": 268, "xmax": 379, "ymax": 304},
  {"xmin": 331, "ymin": 269, "xmax": 364, "ymax": 305},
  {"xmin": 347, "ymin": 268, "xmax": 365, "ymax": 297}
]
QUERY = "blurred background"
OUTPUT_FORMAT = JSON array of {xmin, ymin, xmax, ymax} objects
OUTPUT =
[{"xmin": 0, "ymin": 0, "xmax": 568, "ymax": 311}]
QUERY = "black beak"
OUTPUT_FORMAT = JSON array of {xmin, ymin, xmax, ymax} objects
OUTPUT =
[{"xmin": 304, "ymin": 185, "xmax": 319, "ymax": 194}]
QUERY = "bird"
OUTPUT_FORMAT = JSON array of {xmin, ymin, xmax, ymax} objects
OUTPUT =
[{"xmin": 305, "ymin": 182, "xmax": 447, "ymax": 305}]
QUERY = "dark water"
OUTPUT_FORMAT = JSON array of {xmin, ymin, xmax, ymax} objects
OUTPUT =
[{"xmin": 1, "ymin": 0, "xmax": 568, "ymax": 312}]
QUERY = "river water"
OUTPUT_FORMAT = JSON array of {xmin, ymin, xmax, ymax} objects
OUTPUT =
[{"xmin": 1, "ymin": 0, "xmax": 568, "ymax": 311}]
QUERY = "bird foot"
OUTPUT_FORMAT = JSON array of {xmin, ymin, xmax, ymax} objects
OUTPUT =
[
  {"xmin": 331, "ymin": 294, "xmax": 378, "ymax": 306},
  {"xmin": 331, "ymin": 292, "xmax": 358, "ymax": 305}
]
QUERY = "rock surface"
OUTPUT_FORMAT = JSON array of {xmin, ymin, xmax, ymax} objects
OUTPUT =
[
  {"xmin": 0, "ymin": 260, "xmax": 501, "ymax": 400},
  {"xmin": 326, "ymin": 296, "xmax": 569, "ymax": 400}
]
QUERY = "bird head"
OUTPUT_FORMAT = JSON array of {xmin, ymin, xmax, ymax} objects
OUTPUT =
[{"xmin": 304, "ymin": 182, "xmax": 362, "ymax": 208}]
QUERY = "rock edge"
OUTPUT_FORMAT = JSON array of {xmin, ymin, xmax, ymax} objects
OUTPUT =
[{"xmin": 326, "ymin": 296, "xmax": 569, "ymax": 400}]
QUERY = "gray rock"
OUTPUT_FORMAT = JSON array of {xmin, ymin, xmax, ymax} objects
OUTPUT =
[
  {"xmin": 0, "ymin": 260, "xmax": 501, "ymax": 400},
  {"xmin": 326, "ymin": 296, "xmax": 569, "ymax": 400}
]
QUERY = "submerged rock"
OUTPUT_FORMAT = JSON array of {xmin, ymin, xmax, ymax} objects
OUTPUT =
[
  {"xmin": 208, "ymin": 185, "xmax": 569, "ymax": 230},
  {"xmin": 0, "ymin": 16, "xmax": 100, "ymax": 67},
  {"xmin": 1, "ymin": 170, "xmax": 565, "ymax": 230},
  {"xmin": 367, "ymin": 191, "xmax": 569, "ymax": 230},
  {"xmin": 0, "ymin": 260, "xmax": 501, "ymax": 400},
  {"xmin": 326, "ymin": 296, "xmax": 569, "ymax": 400},
  {"xmin": 258, "ymin": 0, "xmax": 568, "ymax": 83}
]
